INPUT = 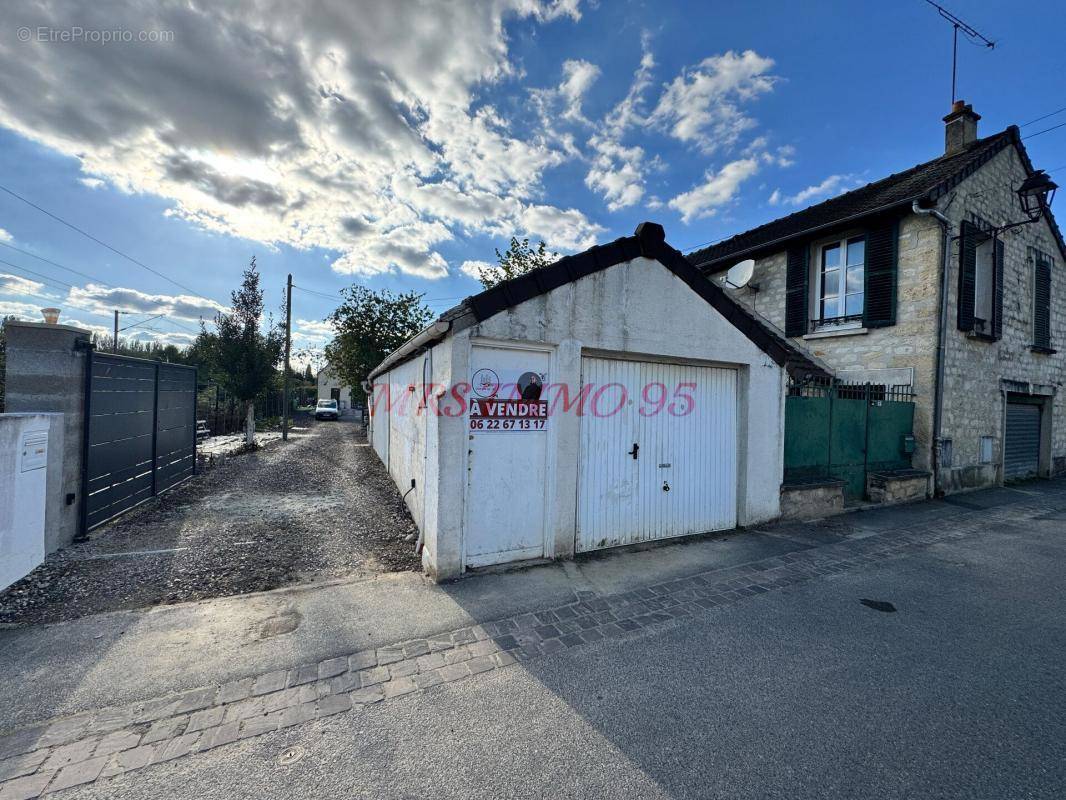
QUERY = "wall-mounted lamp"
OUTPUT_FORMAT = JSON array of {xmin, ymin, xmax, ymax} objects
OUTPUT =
[{"xmin": 1016, "ymin": 170, "xmax": 1057, "ymax": 222}]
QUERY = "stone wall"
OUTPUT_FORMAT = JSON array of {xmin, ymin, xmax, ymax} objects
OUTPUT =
[
  {"xmin": 936, "ymin": 145, "xmax": 1066, "ymax": 486},
  {"xmin": 721, "ymin": 214, "xmax": 942, "ymax": 471},
  {"xmin": 719, "ymin": 143, "xmax": 1066, "ymax": 492},
  {"xmin": 779, "ymin": 480, "xmax": 845, "ymax": 520}
]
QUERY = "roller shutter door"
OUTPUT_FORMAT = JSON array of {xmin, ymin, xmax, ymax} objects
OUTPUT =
[{"xmin": 1004, "ymin": 402, "xmax": 1040, "ymax": 479}]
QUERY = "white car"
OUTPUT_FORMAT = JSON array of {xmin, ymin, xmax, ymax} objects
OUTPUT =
[{"xmin": 315, "ymin": 399, "xmax": 339, "ymax": 420}]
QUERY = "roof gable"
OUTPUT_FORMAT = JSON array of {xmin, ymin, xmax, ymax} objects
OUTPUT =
[
  {"xmin": 369, "ymin": 223, "xmax": 829, "ymax": 381},
  {"xmin": 687, "ymin": 127, "xmax": 1066, "ymax": 271}
]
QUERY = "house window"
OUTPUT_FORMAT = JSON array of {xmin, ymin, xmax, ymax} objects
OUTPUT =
[{"xmin": 816, "ymin": 236, "xmax": 865, "ymax": 327}]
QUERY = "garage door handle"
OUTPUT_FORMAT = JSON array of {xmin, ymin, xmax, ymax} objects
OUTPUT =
[{"xmin": 628, "ymin": 443, "xmax": 639, "ymax": 460}]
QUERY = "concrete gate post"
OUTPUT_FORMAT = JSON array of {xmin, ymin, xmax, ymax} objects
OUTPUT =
[{"xmin": 3, "ymin": 320, "xmax": 92, "ymax": 550}]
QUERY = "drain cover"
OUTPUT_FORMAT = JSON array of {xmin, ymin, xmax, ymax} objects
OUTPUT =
[
  {"xmin": 859, "ymin": 598, "xmax": 897, "ymax": 613},
  {"xmin": 277, "ymin": 746, "xmax": 306, "ymax": 766}
]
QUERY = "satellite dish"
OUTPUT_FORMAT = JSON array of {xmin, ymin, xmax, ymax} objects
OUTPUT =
[{"xmin": 725, "ymin": 259, "xmax": 755, "ymax": 288}]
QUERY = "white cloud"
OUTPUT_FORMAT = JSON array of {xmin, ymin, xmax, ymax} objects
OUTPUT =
[
  {"xmin": 668, "ymin": 158, "xmax": 761, "ymax": 223},
  {"xmin": 0, "ymin": 0, "xmax": 600, "ymax": 279},
  {"xmin": 583, "ymin": 38, "xmax": 655, "ymax": 210},
  {"xmin": 0, "ymin": 228, "xmax": 12, "ymax": 243},
  {"xmin": 65, "ymin": 284, "xmax": 227, "ymax": 321},
  {"xmin": 559, "ymin": 59, "xmax": 600, "ymax": 122},
  {"xmin": 770, "ymin": 173, "xmax": 859, "ymax": 207},
  {"xmin": 651, "ymin": 50, "xmax": 776, "ymax": 153},
  {"xmin": 79, "ymin": 177, "xmax": 105, "ymax": 190},
  {"xmin": 0, "ymin": 273, "xmax": 46, "ymax": 297},
  {"xmin": 460, "ymin": 260, "xmax": 494, "ymax": 280},
  {"xmin": 0, "ymin": 300, "xmax": 45, "ymax": 319}
]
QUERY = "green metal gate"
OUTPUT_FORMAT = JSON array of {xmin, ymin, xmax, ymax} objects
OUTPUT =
[{"xmin": 784, "ymin": 380, "xmax": 915, "ymax": 500}]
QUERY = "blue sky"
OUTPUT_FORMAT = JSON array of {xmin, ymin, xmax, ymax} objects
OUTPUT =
[{"xmin": 1, "ymin": 0, "xmax": 1064, "ymax": 365}]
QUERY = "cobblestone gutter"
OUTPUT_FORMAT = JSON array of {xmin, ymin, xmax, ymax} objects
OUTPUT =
[{"xmin": 0, "ymin": 489, "xmax": 1061, "ymax": 799}]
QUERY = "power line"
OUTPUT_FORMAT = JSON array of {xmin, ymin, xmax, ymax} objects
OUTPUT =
[
  {"xmin": 0, "ymin": 256, "xmax": 75, "ymax": 291},
  {"xmin": 0, "ymin": 240, "xmax": 107, "ymax": 285},
  {"xmin": 0, "ymin": 240, "xmax": 201, "ymax": 333},
  {"xmin": 1022, "ymin": 120, "xmax": 1066, "ymax": 140},
  {"xmin": 0, "ymin": 254, "xmax": 202, "ymax": 335},
  {"xmin": 1021, "ymin": 106, "xmax": 1066, "ymax": 128},
  {"xmin": 291, "ymin": 283, "xmax": 342, "ymax": 301},
  {"xmin": 0, "ymin": 181, "xmax": 215, "ymax": 303}
]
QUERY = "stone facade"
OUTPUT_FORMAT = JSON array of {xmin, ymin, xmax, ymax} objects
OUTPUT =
[
  {"xmin": 779, "ymin": 480, "xmax": 845, "ymax": 520},
  {"xmin": 720, "ymin": 143, "xmax": 1065, "ymax": 493},
  {"xmin": 937, "ymin": 146, "xmax": 1065, "ymax": 488},
  {"xmin": 866, "ymin": 470, "xmax": 931, "ymax": 505}
]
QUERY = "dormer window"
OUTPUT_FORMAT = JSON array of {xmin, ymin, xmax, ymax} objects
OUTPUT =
[{"xmin": 815, "ymin": 236, "xmax": 865, "ymax": 329}]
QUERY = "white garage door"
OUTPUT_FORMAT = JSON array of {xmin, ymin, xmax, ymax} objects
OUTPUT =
[{"xmin": 576, "ymin": 356, "xmax": 737, "ymax": 552}]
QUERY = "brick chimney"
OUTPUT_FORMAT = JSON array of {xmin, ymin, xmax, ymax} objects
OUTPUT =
[{"xmin": 943, "ymin": 100, "xmax": 980, "ymax": 155}]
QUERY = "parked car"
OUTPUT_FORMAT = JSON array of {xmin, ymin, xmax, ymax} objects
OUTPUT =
[{"xmin": 315, "ymin": 399, "xmax": 339, "ymax": 420}]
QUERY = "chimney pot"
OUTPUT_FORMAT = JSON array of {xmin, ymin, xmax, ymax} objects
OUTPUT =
[{"xmin": 943, "ymin": 100, "xmax": 980, "ymax": 155}]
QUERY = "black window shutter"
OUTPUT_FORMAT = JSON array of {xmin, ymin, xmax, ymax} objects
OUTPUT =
[
  {"xmin": 957, "ymin": 220, "xmax": 977, "ymax": 332},
  {"xmin": 992, "ymin": 237, "xmax": 1004, "ymax": 341},
  {"xmin": 1034, "ymin": 255, "xmax": 1052, "ymax": 349},
  {"xmin": 785, "ymin": 245, "xmax": 809, "ymax": 337},
  {"xmin": 863, "ymin": 219, "xmax": 898, "ymax": 328}
]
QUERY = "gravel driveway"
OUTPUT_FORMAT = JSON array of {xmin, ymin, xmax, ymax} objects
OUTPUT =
[{"xmin": 0, "ymin": 419, "xmax": 420, "ymax": 626}]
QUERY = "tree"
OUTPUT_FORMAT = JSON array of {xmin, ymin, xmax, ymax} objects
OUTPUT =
[
  {"xmin": 473, "ymin": 237, "xmax": 558, "ymax": 289},
  {"xmin": 324, "ymin": 287, "xmax": 433, "ymax": 393},
  {"xmin": 194, "ymin": 257, "xmax": 284, "ymax": 444},
  {"xmin": 303, "ymin": 363, "xmax": 314, "ymax": 382}
]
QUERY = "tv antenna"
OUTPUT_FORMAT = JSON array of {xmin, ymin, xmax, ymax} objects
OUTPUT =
[{"xmin": 924, "ymin": 1, "xmax": 995, "ymax": 104}]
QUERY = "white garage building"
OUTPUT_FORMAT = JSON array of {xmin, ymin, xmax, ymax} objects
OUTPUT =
[{"xmin": 368, "ymin": 223, "xmax": 826, "ymax": 580}]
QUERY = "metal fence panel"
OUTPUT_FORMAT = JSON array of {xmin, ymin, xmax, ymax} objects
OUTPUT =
[
  {"xmin": 83, "ymin": 351, "xmax": 197, "ymax": 533},
  {"xmin": 784, "ymin": 380, "xmax": 915, "ymax": 501}
]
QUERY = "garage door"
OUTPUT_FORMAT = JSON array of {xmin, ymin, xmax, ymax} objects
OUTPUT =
[
  {"xmin": 1004, "ymin": 401, "xmax": 1041, "ymax": 479},
  {"xmin": 577, "ymin": 356, "xmax": 737, "ymax": 552}
]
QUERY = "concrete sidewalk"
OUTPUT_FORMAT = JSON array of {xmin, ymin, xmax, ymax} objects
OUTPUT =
[{"xmin": 1, "ymin": 481, "xmax": 1054, "ymax": 730}]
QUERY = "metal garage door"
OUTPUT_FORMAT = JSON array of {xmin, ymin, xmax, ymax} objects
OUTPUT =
[
  {"xmin": 1004, "ymin": 401, "xmax": 1041, "ymax": 479},
  {"xmin": 577, "ymin": 356, "xmax": 737, "ymax": 552}
]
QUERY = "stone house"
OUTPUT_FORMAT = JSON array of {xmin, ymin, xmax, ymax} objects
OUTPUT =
[{"xmin": 688, "ymin": 102, "xmax": 1065, "ymax": 495}]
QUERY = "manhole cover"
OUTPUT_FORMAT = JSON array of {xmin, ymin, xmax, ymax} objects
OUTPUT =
[{"xmin": 277, "ymin": 746, "xmax": 306, "ymax": 766}]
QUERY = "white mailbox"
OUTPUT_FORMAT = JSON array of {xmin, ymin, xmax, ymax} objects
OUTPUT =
[{"xmin": 1, "ymin": 416, "xmax": 51, "ymax": 591}]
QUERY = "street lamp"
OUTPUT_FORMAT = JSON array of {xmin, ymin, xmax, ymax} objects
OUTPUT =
[{"xmin": 1016, "ymin": 170, "xmax": 1057, "ymax": 223}]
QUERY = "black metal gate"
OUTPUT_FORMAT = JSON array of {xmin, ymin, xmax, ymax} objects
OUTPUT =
[{"xmin": 82, "ymin": 350, "xmax": 197, "ymax": 532}]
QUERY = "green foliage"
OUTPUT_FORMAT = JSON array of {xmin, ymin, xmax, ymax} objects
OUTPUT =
[
  {"xmin": 473, "ymin": 237, "xmax": 558, "ymax": 289},
  {"xmin": 303, "ymin": 363, "xmax": 314, "ymax": 382},
  {"xmin": 193, "ymin": 257, "xmax": 284, "ymax": 403},
  {"xmin": 323, "ymin": 286, "xmax": 433, "ymax": 391},
  {"xmin": 90, "ymin": 333, "xmax": 193, "ymax": 364}
]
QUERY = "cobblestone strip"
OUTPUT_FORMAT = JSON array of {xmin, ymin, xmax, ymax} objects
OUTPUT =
[{"xmin": 0, "ymin": 494, "xmax": 1060, "ymax": 798}]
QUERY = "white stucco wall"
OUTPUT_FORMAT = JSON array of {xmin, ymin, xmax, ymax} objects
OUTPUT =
[
  {"xmin": 372, "ymin": 255, "xmax": 787, "ymax": 580},
  {"xmin": 316, "ymin": 367, "xmax": 353, "ymax": 409}
]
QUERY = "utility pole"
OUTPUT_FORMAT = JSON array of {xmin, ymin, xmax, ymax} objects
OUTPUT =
[
  {"xmin": 113, "ymin": 310, "xmax": 119, "ymax": 353},
  {"xmin": 282, "ymin": 273, "xmax": 292, "ymax": 441}
]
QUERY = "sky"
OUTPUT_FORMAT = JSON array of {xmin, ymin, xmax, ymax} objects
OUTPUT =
[{"xmin": 0, "ymin": 0, "xmax": 1064, "ymax": 367}]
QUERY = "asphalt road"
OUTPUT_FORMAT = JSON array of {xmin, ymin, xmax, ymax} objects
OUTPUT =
[{"xmin": 61, "ymin": 501, "xmax": 1066, "ymax": 799}]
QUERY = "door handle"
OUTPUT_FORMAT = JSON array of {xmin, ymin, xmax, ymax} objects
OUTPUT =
[{"xmin": 628, "ymin": 443, "xmax": 639, "ymax": 460}]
